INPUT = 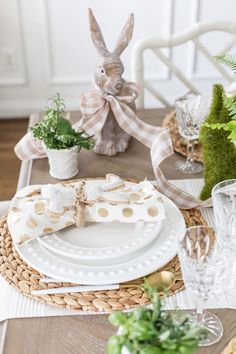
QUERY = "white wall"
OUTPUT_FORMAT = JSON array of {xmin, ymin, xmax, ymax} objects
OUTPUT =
[{"xmin": 1, "ymin": 0, "xmax": 236, "ymax": 117}]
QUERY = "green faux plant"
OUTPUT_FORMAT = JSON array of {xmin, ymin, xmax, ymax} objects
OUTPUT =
[
  {"xmin": 199, "ymin": 84, "xmax": 236, "ymax": 200},
  {"xmin": 31, "ymin": 93, "xmax": 94, "ymax": 151},
  {"xmin": 107, "ymin": 284, "xmax": 208, "ymax": 354}
]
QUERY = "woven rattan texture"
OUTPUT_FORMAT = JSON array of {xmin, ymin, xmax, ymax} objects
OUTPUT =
[
  {"xmin": 162, "ymin": 110, "xmax": 203, "ymax": 162},
  {"xmin": 0, "ymin": 208, "xmax": 207, "ymax": 313},
  {"xmin": 222, "ymin": 338, "xmax": 236, "ymax": 354}
]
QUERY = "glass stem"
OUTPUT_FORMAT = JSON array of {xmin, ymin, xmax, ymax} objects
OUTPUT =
[
  {"xmin": 196, "ymin": 295, "xmax": 206, "ymax": 323},
  {"xmin": 186, "ymin": 139, "xmax": 194, "ymax": 163}
]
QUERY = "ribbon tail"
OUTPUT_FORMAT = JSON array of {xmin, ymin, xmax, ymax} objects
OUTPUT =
[
  {"xmin": 151, "ymin": 134, "xmax": 212, "ymax": 209},
  {"xmin": 79, "ymin": 102, "xmax": 110, "ymax": 136},
  {"xmin": 109, "ymin": 96, "xmax": 212, "ymax": 209},
  {"xmin": 14, "ymin": 132, "xmax": 46, "ymax": 161}
]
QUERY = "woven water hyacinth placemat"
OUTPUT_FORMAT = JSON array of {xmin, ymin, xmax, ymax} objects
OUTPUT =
[
  {"xmin": 0, "ymin": 207, "xmax": 207, "ymax": 313},
  {"xmin": 162, "ymin": 110, "xmax": 203, "ymax": 163}
]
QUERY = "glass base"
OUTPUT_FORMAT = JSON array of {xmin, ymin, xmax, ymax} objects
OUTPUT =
[
  {"xmin": 198, "ymin": 312, "xmax": 223, "ymax": 346},
  {"xmin": 176, "ymin": 159, "xmax": 203, "ymax": 174}
]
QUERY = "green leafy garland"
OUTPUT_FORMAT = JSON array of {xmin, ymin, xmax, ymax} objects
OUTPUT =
[
  {"xmin": 107, "ymin": 284, "xmax": 208, "ymax": 354},
  {"xmin": 204, "ymin": 54, "xmax": 236, "ymax": 142},
  {"xmin": 31, "ymin": 93, "xmax": 94, "ymax": 150}
]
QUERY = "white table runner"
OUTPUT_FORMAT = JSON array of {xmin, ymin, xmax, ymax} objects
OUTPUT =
[{"xmin": 0, "ymin": 179, "xmax": 234, "ymax": 322}]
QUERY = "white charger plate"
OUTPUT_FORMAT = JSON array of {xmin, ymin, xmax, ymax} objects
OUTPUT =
[
  {"xmin": 37, "ymin": 221, "xmax": 162, "ymax": 261},
  {"xmin": 14, "ymin": 193, "xmax": 186, "ymax": 285}
]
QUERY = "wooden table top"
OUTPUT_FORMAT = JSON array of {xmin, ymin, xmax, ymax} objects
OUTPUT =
[{"xmin": 1, "ymin": 108, "xmax": 234, "ymax": 354}]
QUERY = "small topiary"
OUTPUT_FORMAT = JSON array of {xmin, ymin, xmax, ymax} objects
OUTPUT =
[{"xmin": 199, "ymin": 84, "xmax": 236, "ymax": 200}]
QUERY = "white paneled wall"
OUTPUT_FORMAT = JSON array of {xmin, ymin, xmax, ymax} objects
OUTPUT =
[{"xmin": 1, "ymin": 0, "xmax": 236, "ymax": 117}]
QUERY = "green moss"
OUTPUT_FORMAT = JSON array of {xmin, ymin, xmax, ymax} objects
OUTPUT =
[{"xmin": 200, "ymin": 84, "xmax": 236, "ymax": 200}]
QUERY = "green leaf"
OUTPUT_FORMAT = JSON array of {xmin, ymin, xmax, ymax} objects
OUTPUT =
[
  {"xmin": 56, "ymin": 117, "xmax": 74, "ymax": 135},
  {"xmin": 178, "ymin": 345, "xmax": 197, "ymax": 354},
  {"xmin": 159, "ymin": 330, "xmax": 171, "ymax": 342},
  {"xmin": 31, "ymin": 93, "xmax": 94, "ymax": 150},
  {"xmin": 108, "ymin": 312, "xmax": 127, "ymax": 327},
  {"xmin": 128, "ymin": 321, "xmax": 156, "ymax": 341},
  {"xmin": 215, "ymin": 54, "xmax": 236, "ymax": 75},
  {"xmin": 140, "ymin": 345, "xmax": 163, "ymax": 354},
  {"xmin": 107, "ymin": 336, "xmax": 123, "ymax": 354}
]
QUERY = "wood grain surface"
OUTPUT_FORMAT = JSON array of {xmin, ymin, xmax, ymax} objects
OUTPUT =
[
  {"xmin": 1, "ymin": 109, "xmax": 235, "ymax": 354},
  {"xmin": 0, "ymin": 119, "xmax": 28, "ymax": 200}
]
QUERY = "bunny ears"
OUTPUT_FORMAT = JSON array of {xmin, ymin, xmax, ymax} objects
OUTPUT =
[{"xmin": 88, "ymin": 8, "xmax": 134, "ymax": 57}]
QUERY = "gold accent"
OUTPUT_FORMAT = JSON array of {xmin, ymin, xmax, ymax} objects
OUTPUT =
[
  {"xmin": 49, "ymin": 212, "xmax": 61, "ymax": 224},
  {"xmin": 123, "ymin": 188, "xmax": 132, "ymax": 193},
  {"xmin": 26, "ymin": 189, "xmax": 41, "ymax": 197},
  {"xmin": 129, "ymin": 193, "xmax": 141, "ymax": 202},
  {"xmin": 144, "ymin": 194, "xmax": 152, "ymax": 200},
  {"xmin": 26, "ymin": 217, "xmax": 37, "ymax": 229},
  {"xmin": 48, "ymin": 211, "xmax": 63, "ymax": 217},
  {"xmin": 97, "ymin": 208, "xmax": 109, "ymax": 217},
  {"xmin": 43, "ymin": 227, "xmax": 54, "ymax": 234},
  {"xmin": 65, "ymin": 221, "xmax": 74, "ymax": 227},
  {"xmin": 148, "ymin": 206, "xmax": 159, "ymax": 217},
  {"xmin": 122, "ymin": 207, "xmax": 133, "ymax": 218},
  {"xmin": 19, "ymin": 234, "xmax": 30, "ymax": 244},
  {"xmin": 34, "ymin": 202, "xmax": 45, "ymax": 215},
  {"xmin": 12, "ymin": 207, "xmax": 21, "ymax": 213}
]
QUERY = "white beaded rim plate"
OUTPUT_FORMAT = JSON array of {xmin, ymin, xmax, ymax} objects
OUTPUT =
[
  {"xmin": 37, "ymin": 221, "xmax": 162, "ymax": 261},
  {"xmin": 14, "ymin": 192, "xmax": 186, "ymax": 285},
  {"xmin": 37, "ymin": 180, "xmax": 163, "ymax": 261}
]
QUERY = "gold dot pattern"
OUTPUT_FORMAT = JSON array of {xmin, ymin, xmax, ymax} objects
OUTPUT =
[
  {"xmin": 34, "ymin": 202, "xmax": 45, "ymax": 215},
  {"xmin": 43, "ymin": 227, "xmax": 54, "ymax": 234},
  {"xmin": 12, "ymin": 207, "xmax": 21, "ymax": 213},
  {"xmin": 26, "ymin": 217, "xmax": 37, "ymax": 229},
  {"xmin": 65, "ymin": 221, "xmax": 74, "ymax": 227},
  {"xmin": 49, "ymin": 214, "xmax": 61, "ymax": 224},
  {"xmin": 148, "ymin": 206, "xmax": 159, "ymax": 217},
  {"xmin": 123, "ymin": 188, "xmax": 132, "ymax": 193},
  {"xmin": 129, "ymin": 193, "xmax": 141, "ymax": 202},
  {"xmin": 98, "ymin": 208, "xmax": 109, "ymax": 217},
  {"xmin": 19, "ymin": 234, "xmax": 30, "ymax": 244},
  {"xmin": 144, "ymin": 195, "xmax": 152, "ymax": 200},
  {"xmin": 122, "ymin": 207, "xmax": 133, "ymax": 217}
]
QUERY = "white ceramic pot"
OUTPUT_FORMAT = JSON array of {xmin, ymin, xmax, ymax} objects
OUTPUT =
[{"xmin": 46, "ymin": 146, "xmax": 79, "ymax": 179}]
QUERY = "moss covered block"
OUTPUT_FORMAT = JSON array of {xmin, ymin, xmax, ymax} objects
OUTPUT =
[{"xmin": 199, "ymin": 84, "xmax": 236, "ymax": 200}]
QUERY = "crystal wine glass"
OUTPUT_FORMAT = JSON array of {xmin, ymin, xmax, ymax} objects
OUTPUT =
[
  {"xmin": 175, "ymin": 94, "xmax": 211, "ymax": 174},
  {"xmin": 178, "ymin": 226, "xmax": 223, "ymax": 346},
  {"xmin": 212, "ymin": 179, "xmax": 236, "ymax": 289}
]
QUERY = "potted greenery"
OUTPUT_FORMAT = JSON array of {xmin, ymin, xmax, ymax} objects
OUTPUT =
[
  {"xmin": 31, "ymin": 93, "xmax": 94, "ymax": 179},
  {"xmin": 107, "ymin": 285, "xmax": 208, "ymax": 354}
]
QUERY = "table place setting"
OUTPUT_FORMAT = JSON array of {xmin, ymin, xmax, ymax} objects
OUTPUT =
[
  {"xmin": 2, "ymin": 7, "xmax": 236, "ymax": 353},
  {"xmin": 0, "ymin": 179, "xmax": 236, "ymax": 325}
]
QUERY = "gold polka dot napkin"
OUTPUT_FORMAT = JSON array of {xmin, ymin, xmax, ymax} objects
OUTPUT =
[{"xmin": 7, "ymin": 179, "xmax": 165, "ymax": 245}]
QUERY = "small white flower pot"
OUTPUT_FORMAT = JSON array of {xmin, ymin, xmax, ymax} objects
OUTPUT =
[{"xmin": 46, "ymin": 146, "xmax": 79, "ymax": 180}]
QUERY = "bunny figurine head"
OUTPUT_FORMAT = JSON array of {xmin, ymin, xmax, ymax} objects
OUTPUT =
[{"xmin": 88, "ymin": 8, "xmax": 134, "ymax": 96}]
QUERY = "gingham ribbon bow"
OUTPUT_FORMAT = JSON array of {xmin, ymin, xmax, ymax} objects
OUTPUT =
[
  {"xmin": 79, "ymin": 86, "xmax": 211, "ymax": 209},
  {"xmin": 14, "ymin": 85, "xmax": 211, "ymax": 209}
]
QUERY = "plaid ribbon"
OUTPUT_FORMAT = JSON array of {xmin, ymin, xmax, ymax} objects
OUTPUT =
[{"xmin": 14, "ymin": 85, "xmax": 211, "ymax": 209}]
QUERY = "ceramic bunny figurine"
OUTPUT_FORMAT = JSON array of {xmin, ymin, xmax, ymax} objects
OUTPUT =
[{"xmin": 88, "ymin": 8, "xmax": 135, "ymax": 156}]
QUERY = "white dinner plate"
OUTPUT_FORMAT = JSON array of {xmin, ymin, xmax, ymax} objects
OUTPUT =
[
  {"xmin": 14, "ymin": 193, "xmax": 186, "ymax": 285},
  {"xmin": 37, "ymin": 221, "xmax": 162, "ymax": 261}
]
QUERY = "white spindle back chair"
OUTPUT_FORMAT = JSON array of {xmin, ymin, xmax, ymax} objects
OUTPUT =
[{"xmin": 131, "ymin": 21, "xmax": 236, "ymax": 108}]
